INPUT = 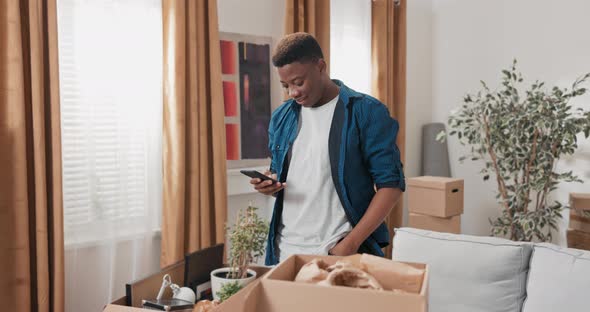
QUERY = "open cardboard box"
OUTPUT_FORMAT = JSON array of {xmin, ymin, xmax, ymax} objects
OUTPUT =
[{"xmin": 215, "ymin": 254, "xmax": 429, "ymax": 312}]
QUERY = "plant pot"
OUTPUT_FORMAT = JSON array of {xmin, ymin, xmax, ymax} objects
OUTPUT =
[{"xmin": 210, "ymin": 267, "xmax": 256, "ymax": 301}]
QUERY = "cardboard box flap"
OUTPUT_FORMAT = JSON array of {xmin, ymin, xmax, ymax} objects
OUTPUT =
[
  {"xmin": 212, "ymin": 266, "xmax": 272, "ymax": 312},
  {"xmin": 570, "ymin": 193, "xmax": 590, "ymax": 210},
  {"xmin": 407, "ymin": 176, "xmax": 463, "ymax": 191},
  {"xmin": 103, "ymin": 304, "xmax": 152, "ymax": 312},
  {"xmin": 260, "ymin": 278, "xmax": 426, "ymax": 312},
  {"xmin": 214, "ymin": 278, "xmax": 262, "ymax": 312}
]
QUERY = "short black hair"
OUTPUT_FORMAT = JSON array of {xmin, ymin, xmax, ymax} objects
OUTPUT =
[{"xmin": 272, "ymin": 32, "xmax": 324, "ymax": 67}]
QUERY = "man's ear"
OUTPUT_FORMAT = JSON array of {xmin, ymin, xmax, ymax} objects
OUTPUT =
[{"xmin": 317, "ymin": 59, "xmax": 327, "ymax": 73}]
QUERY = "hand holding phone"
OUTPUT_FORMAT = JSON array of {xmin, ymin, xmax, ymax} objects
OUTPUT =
[
  {"xmin": 241, "ymin": 170, "xmax": 285, "ymax": 196},
  {"xmin": 240, "ymin": 170, "xmax": 279, "ymax": 184}
]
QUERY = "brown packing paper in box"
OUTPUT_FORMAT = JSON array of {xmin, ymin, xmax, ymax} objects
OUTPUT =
[
  {"xmin": 360, "ymin": 254, "xmax": 425, "ymax": 293},
  {"xmin": 407, "ymin": 176, "xmax": 464, "ymax": 217},
  {"xmin": 567, "ymin": 229, "xmax": 590, "ymax": 251},
  {"xmin": 570, "ymin": 209, "xmax": 590, "ymax": 233},
  {"xmin": 330, "ymin": 254, "xmax": 425, "ymax": 293},
  {"xmin": 214, "ymin": 254, "xmax": 429, "ymax": 312},
  {"xmin": 570, "ymin": 193, "xmax": 590, "ymax": 210},
  {"xmin": 409, "ymin": 212, "xmax": 461, "ymax": 234}
]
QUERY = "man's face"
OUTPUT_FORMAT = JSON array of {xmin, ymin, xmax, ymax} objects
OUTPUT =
[{"xmin": 277, "ymin": 60, "xmax": 325, "ymax": 107}]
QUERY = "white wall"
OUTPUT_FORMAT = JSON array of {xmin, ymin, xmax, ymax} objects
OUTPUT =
[
  {"xmin": 217, "ymin": 0, "xmax": 285, "ymax": 263},
  {"xmin": 405, "ymin": 0, "xmax": 434, "ymax": 224},
  {"xmin": 218, "ymin": 0, "xmax": 285, "ymax": 112},
  {"xmin": 422, "ymin": 0, "xmax": 590, "ymax": 244}
]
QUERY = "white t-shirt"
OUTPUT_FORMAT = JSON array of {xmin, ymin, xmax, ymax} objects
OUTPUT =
[{"xmin": 276, "ymin": 95, "xmax": 352, "ymax": 262}]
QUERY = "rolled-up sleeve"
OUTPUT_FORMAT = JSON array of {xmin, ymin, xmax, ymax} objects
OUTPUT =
[{"xmin": 360, "ymin": 101, "xmax": 406, "ymax": 191}]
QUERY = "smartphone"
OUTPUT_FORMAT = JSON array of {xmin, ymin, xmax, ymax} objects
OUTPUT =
[{"xmin": 240, "ymin": 170, "xmax": 279, "ymax": 184}]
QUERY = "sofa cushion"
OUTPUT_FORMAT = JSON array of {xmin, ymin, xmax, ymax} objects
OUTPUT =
[
  {"xmin": 522, "ymin": 243, "xmax": 590, "ymax": 312},
  {"xmin": 392, "ymin": 228, "xmax": 532, "ymax": 312}
]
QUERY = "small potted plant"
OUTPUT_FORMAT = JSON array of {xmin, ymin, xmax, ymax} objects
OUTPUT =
[
  {"xmin": 216, "ymin": 281, "xmax": 242, "ymax": 303},
  {"xmin": 210, "ymin": 203, "xmax": 268, "ymax": 301}
]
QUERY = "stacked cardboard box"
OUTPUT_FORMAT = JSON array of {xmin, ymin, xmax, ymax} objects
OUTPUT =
[
  {"xmin": 567, "ymin": 193, "xmax": 590, "ymax": 250},
  {"xmin": 407, "ymin": 176, "xmax": 464, "ymax": 234}
]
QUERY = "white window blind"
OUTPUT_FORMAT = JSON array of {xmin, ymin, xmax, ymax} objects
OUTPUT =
[{"xmin": 57, "ymin": 0, "xmax": 163, "ymax": 246}]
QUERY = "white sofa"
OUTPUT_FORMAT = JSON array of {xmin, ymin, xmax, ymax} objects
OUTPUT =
[{"xmin": 392, "ymin": 227, "xmax": 590, "ymax": 312}]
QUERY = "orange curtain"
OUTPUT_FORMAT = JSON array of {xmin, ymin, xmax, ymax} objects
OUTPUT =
[
  {"xmin": 285, "ymin": 0, "xmax": 331, "ymax": 69},
  {"xmin": 371, "ymin": 0, "xmax": 407, "ymax": 258},
  {"xmin": 0, "ymin": 1, "xmax": 65, "ymax": 311},
  {"xmin": 161, "ymin": 0, "xmax": 228, "ymax": 267}
]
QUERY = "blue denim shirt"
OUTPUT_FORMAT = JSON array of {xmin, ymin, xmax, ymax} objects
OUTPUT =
[{"xmin": 265, "ymin": 80, "xmax": 405, "ymax": 265}]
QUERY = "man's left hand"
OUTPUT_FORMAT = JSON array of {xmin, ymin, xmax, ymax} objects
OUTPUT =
[{"xmin": 328, "ymin": 238, "xmax": 360, "ymax": 256}]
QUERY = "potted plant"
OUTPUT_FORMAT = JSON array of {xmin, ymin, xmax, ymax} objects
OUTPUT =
[
  {"xmin": 438, "ymin": 60, "xmax": 590, "ymax": 242},
  {"xmin": 216, "ymin": 281, "xmax": 242, "ymax": 303},
  {"xmin": 210, "ymin": 203, "xmax": 268, "ymax": 301}
]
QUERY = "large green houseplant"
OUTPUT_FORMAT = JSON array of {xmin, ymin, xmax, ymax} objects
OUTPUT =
[{"xmin": 439, "ymin": 60, "xmax": 590, "ymax": 242}]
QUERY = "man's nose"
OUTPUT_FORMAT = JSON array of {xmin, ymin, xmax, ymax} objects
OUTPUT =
[{"xmin": 289, "ymin": 88, "xmax": 300, "ymax": 98}]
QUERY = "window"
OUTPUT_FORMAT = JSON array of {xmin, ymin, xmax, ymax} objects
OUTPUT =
[
  {"xmin": 330, "ymin": 0, "xmax": 372, "ymax": 94},
  {"xmin": 57, "ymin": 0, "xmax": 163, "ymax": 246}
]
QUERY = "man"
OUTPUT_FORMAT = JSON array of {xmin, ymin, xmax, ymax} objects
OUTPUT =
[{"xmin": 250, "ymin": 32, "xmax": 405, "ymax": 265}]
